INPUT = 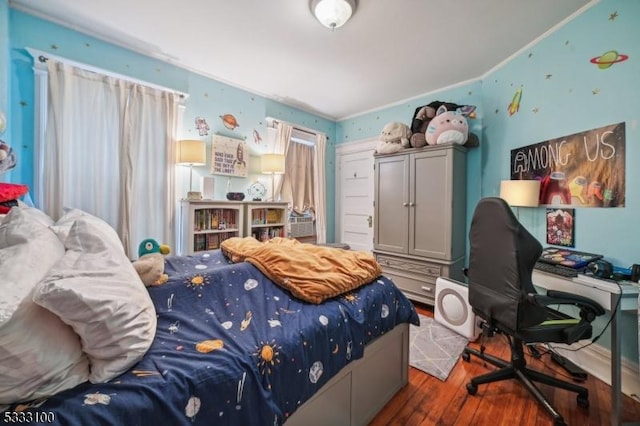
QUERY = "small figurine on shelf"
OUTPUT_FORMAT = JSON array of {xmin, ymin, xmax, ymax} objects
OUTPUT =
[
  {"xmin": 218, "ymin": 219, "xmax": 227, "ymax": 230},
  {"xmin": 259, "ymin": 229, "xmax": 269, "ymax": 242}
]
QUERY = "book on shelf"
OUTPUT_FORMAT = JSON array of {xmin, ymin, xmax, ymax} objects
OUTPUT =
[{"xmin": 266, "ymin": 209, "xmax": 281, "ymax": 224}]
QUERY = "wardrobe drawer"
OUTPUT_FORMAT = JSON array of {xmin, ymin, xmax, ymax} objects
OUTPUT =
[
  {"xmin": 375, "ymin": 254, "xmax": 442, "ymax": 278},
  {"xmin": 382, "ymin": 269, "xmax": 436, "ymax": 306}
]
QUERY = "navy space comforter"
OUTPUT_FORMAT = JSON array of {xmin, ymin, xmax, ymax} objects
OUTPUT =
[{"xmin": 12, "ymin": 249, "xmax": 418, "ymax": 425}]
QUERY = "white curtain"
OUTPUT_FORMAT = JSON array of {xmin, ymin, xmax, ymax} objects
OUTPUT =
[
  {"xmin": 43, "ymin": 60, "xmax": 178, "ymax": 257},
  {"xmin": 313, "ymin": 133, "xmax": 327, "ymax": 243},
  {"xmin": 273, "ymin": 121, "xmax": 292, "ymax": 201}
]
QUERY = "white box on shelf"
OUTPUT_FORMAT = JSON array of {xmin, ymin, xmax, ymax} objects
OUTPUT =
[{"xmin": 201, "ymin": 176, "xmax": 215, "ymax": 199}]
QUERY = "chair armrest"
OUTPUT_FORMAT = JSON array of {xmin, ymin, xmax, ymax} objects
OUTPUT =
[{"xmin": 528, "ymin": 290, "xmax": 605, "ymax": 318}]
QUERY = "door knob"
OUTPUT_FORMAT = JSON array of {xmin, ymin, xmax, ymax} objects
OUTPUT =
[{"xmin": 367, "ymin": 215, "xmax": 373, "ymax": 228}]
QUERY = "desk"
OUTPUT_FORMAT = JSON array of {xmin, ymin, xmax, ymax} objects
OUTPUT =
[{"xmin": 533, "ymin": 270, "xmax": 639, "ymax": 426}]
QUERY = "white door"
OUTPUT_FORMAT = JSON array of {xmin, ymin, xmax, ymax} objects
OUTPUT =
[{"xmin": 337, "ymin": 145, "xmax": 375, "ymax": 252}]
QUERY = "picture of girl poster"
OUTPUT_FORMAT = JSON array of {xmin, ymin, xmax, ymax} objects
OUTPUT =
[{"xmin": 546, "ymin": 208, "xmax": 575, "ymax": 247}]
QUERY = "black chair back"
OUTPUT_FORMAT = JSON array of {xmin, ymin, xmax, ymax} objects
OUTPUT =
[{"xmin": 467, "ymin": 197, "xmax": 547, "ymax": 333}]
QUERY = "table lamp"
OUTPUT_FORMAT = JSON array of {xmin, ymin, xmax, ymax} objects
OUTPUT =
[
  {"xmin": 500, "ymin": 179, "xmax": 540, "ymax": 219},
  {"xmin": 177, "ymin": 139, "xmax": 207, "ymax": 200},
  {"xmin": 261, "ymin": 154, "xmax": 285, "ymax": 202}
]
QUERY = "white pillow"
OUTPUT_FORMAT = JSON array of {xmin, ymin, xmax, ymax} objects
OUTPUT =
[
  {"xmin": 33, "ymin": 216, "xmax": 157, "ymax": 383},
  {"xmin": 0, "ymin": 207, "xmax": 63, "ymax": 323},
  {"xmin": 0, "ymin": 207, "xmax": 89, "ymax": 404},
  {"xmin": 0, "ymin": 292, "xmax": 90, "ymax": 404},
  {"xmin": 52, "ymin": 208, "xmax": 123, "ymax": 250}
]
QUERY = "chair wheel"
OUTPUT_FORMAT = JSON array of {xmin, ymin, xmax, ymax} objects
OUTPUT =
[
  {"xmin": 466, "ymin": 382, "xmax": 477, "ymax": 395},
  {"xmin": 577, "ymin": 394, "xmax": 589, "ymax": 408},
  {"xmin": 462, "ymin": 352, "xmax": 470, "ymax": 362},
  {"xmin": 553, "ymin": 418, "xmax": 567, "ymax": 426}
]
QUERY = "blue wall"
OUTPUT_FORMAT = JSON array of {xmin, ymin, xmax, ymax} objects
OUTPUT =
[
  {"xmin": 336, "ymin": 0, "xmax": 640, "ymax": 361},
  {"xmin": 7, "ymin": 9, "xmax": 337, "ymax": 239},
  {"xmin": 0, "ymin": 0, "xmax": 10, "ymax": 176}
]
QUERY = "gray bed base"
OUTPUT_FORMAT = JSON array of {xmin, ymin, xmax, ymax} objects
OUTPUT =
[{"xmin": 286, "ymin": 322, "xmax": 410, "ymax": 426}]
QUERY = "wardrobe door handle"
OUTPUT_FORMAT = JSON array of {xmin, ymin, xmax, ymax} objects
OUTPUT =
[
  {"xmin": 409, "ymin": 202, "xmax": 415, "ymax": 207},
  {"xmin": 402, "ymin": 202, "xmax": 408, "ymax": 207}
]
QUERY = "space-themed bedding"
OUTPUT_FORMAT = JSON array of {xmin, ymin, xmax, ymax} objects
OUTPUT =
[{"xmin": 12, "ymin": 249, "xmax": 419, "ymax": 426}]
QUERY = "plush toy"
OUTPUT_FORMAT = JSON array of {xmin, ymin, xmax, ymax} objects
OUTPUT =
[
  {"xmin": 410, "ymin": 101, "xmax": 476, "ymax": 148},
  {"xmin": 133, "ymin": 238, "xmax": 171, "ymax": 286},
  {"xmin": 409, "ymin": 105, "xmax": 437, "ymax": 148},
  {"xmin": 425, "ymin": 105, "xmax": 469, "ymax": 146},
  {"xmin": 375, "ymin": 122, "xmax": 411, "ymax": 154}
]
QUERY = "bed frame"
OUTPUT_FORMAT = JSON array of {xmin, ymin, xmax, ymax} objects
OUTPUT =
[{"xmin": 286, "ymin": 322, "xmax": 410, "ymax": 426}]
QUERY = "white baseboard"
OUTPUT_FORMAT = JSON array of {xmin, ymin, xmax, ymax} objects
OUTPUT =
[{"xmin": 552, "ymin": 343, "xmax": 640, "ymax": 402}]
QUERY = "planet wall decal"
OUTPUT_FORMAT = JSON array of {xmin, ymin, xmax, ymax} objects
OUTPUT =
[
  {"xmin": 590, "ymin": 50, "xmax": 628, "ymax": 69},
  {"xmin": 220, "ymin": 113, "xmax": 239, "ymax": 130}
]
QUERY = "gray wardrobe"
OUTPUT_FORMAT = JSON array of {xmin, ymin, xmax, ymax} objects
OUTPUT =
[{"xmin": 373, "ymin": 144, "xmax": 467, "ymax": 306}]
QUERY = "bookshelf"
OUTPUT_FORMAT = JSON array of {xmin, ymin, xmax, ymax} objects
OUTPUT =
[
  {"xmin": 178, "ymin": 200, "xmax": 244, "ymax": 255},
  {"xmin": 244, "ymin": 202, "xmax": 289, "ymax": 241}
]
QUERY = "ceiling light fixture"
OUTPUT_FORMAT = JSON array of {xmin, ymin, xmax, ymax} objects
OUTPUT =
[{"xmin": 310, "ymin": 0, "xmax": 357, "ymax": 30}]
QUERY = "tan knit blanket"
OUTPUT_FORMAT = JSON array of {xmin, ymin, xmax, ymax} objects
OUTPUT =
[{"xmin": 220, "ymin": 237, "xmax": 381, "ymax": 304}]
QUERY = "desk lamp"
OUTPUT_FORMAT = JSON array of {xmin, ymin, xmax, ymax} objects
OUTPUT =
[
  {"xmin": 177, "ymin": 139, "xmax": 207, "ymax": 200},
  {"xmin": 500, "ymin": 179, "xmax": 540, "ymax": 219},
  {"xmin": 261, "ymin": 154, "xmax": 285, "ymax": 202}
]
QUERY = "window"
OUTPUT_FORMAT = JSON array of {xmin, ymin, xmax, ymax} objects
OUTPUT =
[
  {"xmin": 269, "ymin": 119, "xmax": 327, "ymax": 243},
  {"xmin": 29, "ymin": 49, "xmax": 185, "ymax": 257}
]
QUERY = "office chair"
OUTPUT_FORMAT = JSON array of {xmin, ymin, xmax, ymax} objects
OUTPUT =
[{"xmin": 461, "ymin": 197, "xmax": 605, "ymax": 426}]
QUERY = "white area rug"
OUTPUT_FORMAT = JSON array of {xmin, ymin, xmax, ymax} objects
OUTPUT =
[{"xmin": 409, "ymin": 314, "xmax": 469, "ymax": 381}]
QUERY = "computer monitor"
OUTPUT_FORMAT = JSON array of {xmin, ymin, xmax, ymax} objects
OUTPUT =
[{"xmin": 538, "ymin": 247, "xmax": 603, "ymax": 269}]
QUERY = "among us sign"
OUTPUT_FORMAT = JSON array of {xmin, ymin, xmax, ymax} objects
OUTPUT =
[{"xmin": 510, "ymin": 122, "xmax": 625, "ymax": 207}]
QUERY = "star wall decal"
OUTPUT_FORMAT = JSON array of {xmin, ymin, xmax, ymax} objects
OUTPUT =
[
  {"xmin": 51, "ymin": 44, "xmax": 58, "ymax": 50},
  {"xmin": 609, "ymin": 11, "xmax": 618, "ymax": 21},
  {"xmin": 545, "ymin": 74, "xmax": 552, "ymax": 79},
  {"xmin": 532, "ymin": 107, "xmax": 539, "ymax": 113},
  {"xmin": 592, "ymin": 88, "xmax": 600, "ymax": 95}
]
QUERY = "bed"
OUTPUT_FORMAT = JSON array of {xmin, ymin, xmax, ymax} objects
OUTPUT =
[{"xmin": 0, "ymin": 207, "xmax": 418, "ymax": 426}]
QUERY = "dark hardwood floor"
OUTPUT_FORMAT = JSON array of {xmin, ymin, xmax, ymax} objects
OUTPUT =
[{"xmin": 370, "ymin": 303, "xmax": 640, "ymax": 426}]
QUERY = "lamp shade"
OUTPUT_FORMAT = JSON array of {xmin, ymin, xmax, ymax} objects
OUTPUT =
[
  {"xmin": 261, "ymin": 154, "xmax": 285, "ymax": 174},
  {"xmin": 176, "ymin": 140, "xmax": 206, "ymax": 166},
  {"xmin": 311, "ymin": 0, "xmax": 356, "ymax": 29},
  {"xmin": 500, "ymin": 180, "xmax": 541, "ymax": 207}
]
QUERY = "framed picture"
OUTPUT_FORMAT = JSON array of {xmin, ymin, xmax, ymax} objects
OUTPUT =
[
  {"xmin": 546, "ymin": 208, "xmax": 575, "ymax": 247},
  {"xmin": 211, "ymin": 135, "xmax": 248, "ymax": 177}
]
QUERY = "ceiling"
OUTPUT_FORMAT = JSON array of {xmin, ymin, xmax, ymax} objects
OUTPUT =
[{"xmin": 11, "ymin": 0, "xmax": 592, "ymax": 120}]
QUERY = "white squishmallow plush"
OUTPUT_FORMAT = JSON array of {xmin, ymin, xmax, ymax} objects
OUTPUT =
[{"xmin": 375, "ymin": 122, "xmax": 411, "ymax": 154}]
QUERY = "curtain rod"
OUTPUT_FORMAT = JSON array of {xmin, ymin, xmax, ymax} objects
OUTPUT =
[
  {"xmin": 267, "ymin": 117, "xmax": 329, "ymax": 140},
  {"xmin": 26, "ymin": 47, "xmax": 188, "ymax": 99}
]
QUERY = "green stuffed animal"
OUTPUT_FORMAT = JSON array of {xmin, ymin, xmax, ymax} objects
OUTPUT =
[{"xmin": 133, "ymin": 238, "xmax": 171, "ymax": 286}]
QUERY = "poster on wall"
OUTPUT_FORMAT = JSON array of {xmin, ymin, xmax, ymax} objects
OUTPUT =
[
  {"xmin": 211, "ymin": 135, "xmax": 248, "ymax": 177},
  {"xmin": 510, "ymin": 122, "xmax": 625, "ymax": 207},
  {"xmin": 546, "ymin": 208, "xmax": 575, "ymax": 247}
]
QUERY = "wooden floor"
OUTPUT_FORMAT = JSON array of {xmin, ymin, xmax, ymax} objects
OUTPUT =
[{"xmin": 370, "ymin": 303, "xmax": 640, "ymax": 426}]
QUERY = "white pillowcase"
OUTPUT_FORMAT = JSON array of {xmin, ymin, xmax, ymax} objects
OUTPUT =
[
  {"xmin": 0, "ymin": 292, "xmax": 90, "ymax": 404},
  {"xmin": 51, "ymin": 207, "xmax": 123, "ymax": 250},
  {"xmin": 0, "ymin": 207, "xmax": 90, "ymax": 404},
  {"xmin": 34, "ymin": 215, "xmax": 157, "ymax": 383},
  {"xmin": 0, "ymin": 207, "xmax": 62, "ymax": 323}
]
